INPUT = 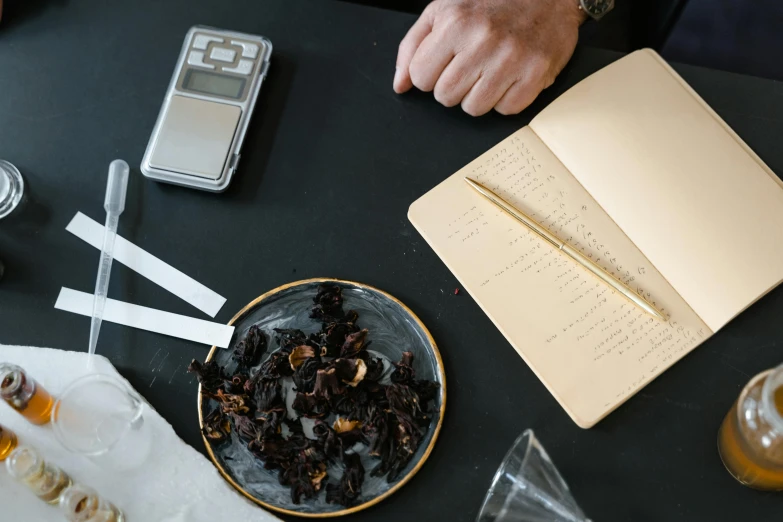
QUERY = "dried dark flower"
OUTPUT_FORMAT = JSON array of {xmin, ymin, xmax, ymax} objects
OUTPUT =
[
  {"xmin": 232, "ymin": 413, "xmax": 259, "ymax": 441},
  {"xmin": 320, "ymin": 321, "xmax": 359, "ymax": 357},
  {"xmin": 363, "ymin": 356, "xmax": 385, "ymax": 382},
  {"xmin": 293, "ymin": 357, "xmax": 322, "ymax": 394},
  {"xmin": 312, "ymin": 421, "xmax": 342, "ymax": 460},
  {"xmin": 289, "ymin": 345, "xmax": 316, "ymax": 370},
  {"xmin": 233, "ymin": 325, "xmax": 268, "ymax": 368},
  {"xmin": 215, "ymin": 389, "xmax": 251, "ymax": 416},
  {"xmin": 310, "ymin": 284, "xmax": 345, "ymax": 322},
  {"xmin": 254, "ymin": 410, "xmax": 284, "ymax": 439},
  {"xmin": 188, "ymin": 359, "xmax": 225, "ymax": 395},
  {"xmin": 390, "ymin": 351, "xmax": 415, "ymax": 384},
  {"xmin": 341, "ymin": 329, "xmax": 369, "ymax": 358},
  {"xmin": 313, "ymin": 368, "xmax": 343, "ymax": 401},
  {"xmin": 274, "ymin": 328, "xmax": 308, "ymax": 352},
  {"xmin": 331, "ymin": 358, "xmax": 367, "ymax": 387},
  {"xmin": 280, "ymin": 445, "xmax": 330, "ymax": 504},
  {"xmin": 258, "ymin": 350, "xmax": 295, "ymax": 380},
  {"xmin": 202, "ymin": 409, "xmax": 231, "ymax": 443},
  {"xmin": 254, "ymin": 379, "xmax": 285, "ymax": 414},
  {"xmin": 326, "ymin": 453, "xmax": 365, "ymax": 507},
  {"xmin": 292, "ymin": 392, "xmax": 330, "ymax": 419},
  {"xmin": 225, "ymin": 374, "xmax": 249, "ymax": 394}
]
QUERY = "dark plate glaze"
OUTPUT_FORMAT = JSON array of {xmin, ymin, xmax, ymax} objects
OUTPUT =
[{"xmin": 198, "ymin": 279, "xmax": 446, "ymax": 517}]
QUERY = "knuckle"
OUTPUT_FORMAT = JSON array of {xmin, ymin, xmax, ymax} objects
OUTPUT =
[
  {"xmin": 409, "ymin": 65, "xmax": 433, "ymax": 92},
  {"xmin": 434, "ymin": 86, "xmax": 459, "ymax": 107},
  {"xmin": 461, "ymin": 99, "xmax": 485, "ymax": 117}
]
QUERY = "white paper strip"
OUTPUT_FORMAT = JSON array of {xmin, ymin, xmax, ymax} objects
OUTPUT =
[
  {"xmin": 54, "ymin": 288, "xmax": 234, "ymax": 348},
  {"xmin": 66, "ymin": 212, "xmax": 226, "ymax": 317}
]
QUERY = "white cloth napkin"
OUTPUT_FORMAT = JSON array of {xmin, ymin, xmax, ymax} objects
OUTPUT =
[{"xmin": 0, "ymin": 345, "xmax": 281, "ymax": 521}]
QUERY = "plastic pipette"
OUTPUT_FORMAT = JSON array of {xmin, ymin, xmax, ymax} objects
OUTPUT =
[{"xmin": 88, "ymin": 160, "xmax": 130, "ymax": 358}]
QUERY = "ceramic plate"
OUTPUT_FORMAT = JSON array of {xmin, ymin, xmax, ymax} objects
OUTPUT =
[{"xmin": 198, "ymin": 279, "xmax": 446, "ymax": 517}]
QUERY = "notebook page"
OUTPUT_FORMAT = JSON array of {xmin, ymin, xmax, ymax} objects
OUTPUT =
[
  {"xmin": 529, "ymin": 49, "xmax": 783, "ymax": 332},
  {"xmin": 408, "ymin": 126, "xmax": 711, "ymax": 427}
]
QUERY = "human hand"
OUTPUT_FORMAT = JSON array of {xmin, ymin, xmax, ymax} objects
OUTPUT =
[{"xmin": 393, "ymin": 0, "xmax": 586, "ymax": 116}]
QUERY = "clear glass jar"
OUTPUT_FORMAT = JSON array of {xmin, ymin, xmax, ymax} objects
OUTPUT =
[
  {"xmin": 0, "ymin": 160, "xmax": 24, "ymax": 219},
  {"xmin": 0, "ymin": 363, "xmax": 55, "ymax": 425},
  {"xmin": 59, "ymin": 484, "xmax": 125, "ymax": 522},
  {"xmin": 6, "ymin": 446, "xmax": 73, "ymax": 504},
  {"xmin": 717, "ymin": 364, "xmax": 783, "ymax": 490}
]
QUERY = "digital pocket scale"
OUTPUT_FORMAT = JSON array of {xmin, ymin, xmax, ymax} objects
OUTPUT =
[{"xmin": 141, "ymin": 26, "xmax": 272, "ymax": 192}]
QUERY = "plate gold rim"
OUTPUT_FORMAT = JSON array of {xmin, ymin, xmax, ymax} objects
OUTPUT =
[{"xmin": 197, "ymin": 278, "xmax": 447, "ymax": 518}]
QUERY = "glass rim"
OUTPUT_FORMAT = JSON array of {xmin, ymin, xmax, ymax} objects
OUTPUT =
[
  {"xmin": 51, "ymin": 373, "xmax": 143, "ymax": 456},
  {"xmin": 476, "ymin": 428, "xmax": 535, "ymax": 521},
  {"xmin": 0, "ymin": 160, "xmax": 24, "ymax": 220},
  {"xmin": 760, "ymin": 364, "xmax": 783, "ymax": 431}
]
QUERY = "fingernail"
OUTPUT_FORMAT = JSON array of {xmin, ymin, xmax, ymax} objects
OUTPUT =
[{"xmin": 393, "ymin": 67, "xmax": 401, "ymax": 88}]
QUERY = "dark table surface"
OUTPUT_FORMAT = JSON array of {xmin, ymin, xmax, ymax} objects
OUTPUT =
[{"xmin": 2, "ymin": 0, "xmax": 783, "ymax": 520}]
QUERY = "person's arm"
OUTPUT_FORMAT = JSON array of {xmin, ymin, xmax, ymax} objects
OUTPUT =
[
  {"xmin": 393, "ymin": 0, "xmax": 587, "ymax": 116},
  {"xmin": 0, "ymin": 0, "xmax": 4, "ymax": 23}
]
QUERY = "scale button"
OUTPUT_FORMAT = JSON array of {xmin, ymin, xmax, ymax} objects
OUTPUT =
[
  {"xmin": 210, "ymin": 47, "xmax": 237, "ymax": 63},
  {"xmin": 187, "ymin": 51, "xmax": 214, "ymax": 69},
  {"xmin": 193, "ymin": 34, "xmax": 224, "ymax": 50},
  {"xmin": 222, "ymin": 59, "xmax": 254, "ymax": 76},
  {"xmin": 232, "ymin": 40, "xmax": 259, "ymax": 59}
]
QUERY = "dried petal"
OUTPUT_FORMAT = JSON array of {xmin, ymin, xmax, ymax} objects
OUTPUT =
[
  {"xmin": 274, "ymin": 328, "xmax": 308, "ymax": 352},
  {"xmin": 215, "ymin": 389, "xmax": 251, "ymax": 416},
  {"xmin": 289, "ymin": 345, "xmax": 316, "ymax": 370},
  {"xmin": 332, "ymin": 358, "xmax": 367, "ymax": 387},
  {"xmin": 233, "ymin": 325, "xmax": 268, "ymax": 368},
  {"xmin": 188, "ymin": 359, "xmax": 224, "ymax": 395},
  {"xmin": 390, "ymin": 351, "xmax": 415, "ymax": 384},
  {"xmin": 313, "ymin": 368, "xmax": 343, "ymax": 401},
  {"xmin": 292, "ymin": 357, "xmax": 322, "ymax": 394},
  {"xmin": 333, "ymin": 418, "xmax": 362, "ymax": 433},
  {"xmin": 341, "ymin": 329, "xmax": 369, "ymax": 358},
  {"xmin": 363, "ymin": 356, "xmax": 385, "ymax": 382},
  {"xmin": 326, "ymin": 453, "xmax": 365, "ymax": 507},
  {"xmin": 292, "ymin": 392, "xmax": 329, "ymax": 419},
  {"xmin": 310, "ymin": 284, "xmax": 345, "ymax": 322},
  {"xmin": 254, "ymin": 379, "xmax": 285, "ymax": 414},
  {"xmin": 202, "ymin": 409, "xmax": 230, "ymax": 443}
]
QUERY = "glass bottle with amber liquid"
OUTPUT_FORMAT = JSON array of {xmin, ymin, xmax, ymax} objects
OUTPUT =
[
  {"xmin": 0, "ymin": 363, "xmax": 55, "ymax": 425},
  {"xmin": 0, "ymin": 423, "xmax": 19, "ymax": 460},
  {"xmin": 718, "ymin": 364, "xmax": 783, "ymax": 490}
]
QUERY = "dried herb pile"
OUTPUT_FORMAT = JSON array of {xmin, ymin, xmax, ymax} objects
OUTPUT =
[{"xmin": 189, "ymin": 284, "xmax": 440, "ymax": 507}]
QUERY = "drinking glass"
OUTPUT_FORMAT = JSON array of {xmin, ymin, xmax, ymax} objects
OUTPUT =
[
  {"xmin": 52, "ymin": 374, "xmax": 152, "ymax": 471},
  {"xmin": 0, "ymin": 160, "xmax": 24, "ymax": 219},
  {"xmin": 476, "ymin": 429, "xmax": 591, "ymax": 522}
]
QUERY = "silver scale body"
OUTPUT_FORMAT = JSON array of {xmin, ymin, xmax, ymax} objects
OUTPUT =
[{"xmin": 142, "ymin": 26, "xmax": 272, "ymax": 192}]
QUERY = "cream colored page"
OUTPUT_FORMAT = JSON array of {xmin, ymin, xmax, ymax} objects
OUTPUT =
[
  {"xmin": 408, "ymin": 127, "xmax": 710, "ymax": 428},
  {"xmin": 530, "ymin": 49, "xmax": 783, "ymax": 332}
]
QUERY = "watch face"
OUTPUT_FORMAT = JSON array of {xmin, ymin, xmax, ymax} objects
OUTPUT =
[{"xmin": 582, "ymin": 0, "xmax": 614, "ymax": 16}]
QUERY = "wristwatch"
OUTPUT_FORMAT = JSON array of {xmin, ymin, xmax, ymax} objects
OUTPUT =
[{"xmin": 578, "ymin": 0, "xmax": 615, "ymax": 21}]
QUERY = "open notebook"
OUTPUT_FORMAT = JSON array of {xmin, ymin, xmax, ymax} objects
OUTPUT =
[{"xmin": 409, "ymin": 49, "xmax": 783, "ymax": 428}]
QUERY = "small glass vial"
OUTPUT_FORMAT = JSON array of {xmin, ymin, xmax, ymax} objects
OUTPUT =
[
  {"xmin": 718, "ymin": 364, "xmax": 783, "ymax": 490},
  {"xmin": 0, "ymin": 423, "xmax": 19, "ymax": 460},
  {"xmin": 0, "ymin": 363, "xmax": 55, "ymax": 424},
  {"xmin": 60, "ymin": 484, "xmax": 125, "ymax": 522},
  {"xmin": 6, "ymin": 446, "xmax": 73, "ymax": 504}
]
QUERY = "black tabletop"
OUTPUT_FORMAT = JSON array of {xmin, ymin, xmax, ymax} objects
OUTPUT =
[{"xmin": 2, "ymin": 0, "xmax": 782, "ymax": 520}]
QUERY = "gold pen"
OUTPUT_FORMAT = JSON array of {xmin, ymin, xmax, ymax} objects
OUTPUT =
[{"xmin": 464, "ymin": 177, "xmax": 665, "ymax": 321}]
